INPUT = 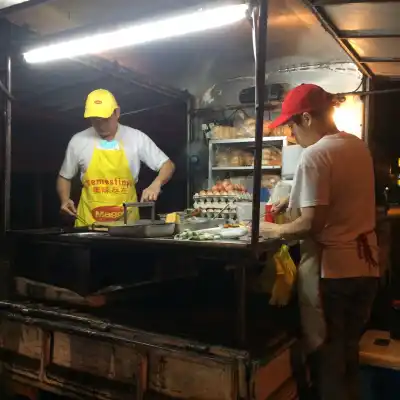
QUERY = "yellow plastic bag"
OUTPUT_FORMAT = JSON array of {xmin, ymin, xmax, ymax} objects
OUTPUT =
[
  {"xmin": 250, "ymin": 244, "xmax": 297, "ymax": 306},
  {"xmin": 269, "ymin": 245, "xmax": 297, "ymax": 307}
]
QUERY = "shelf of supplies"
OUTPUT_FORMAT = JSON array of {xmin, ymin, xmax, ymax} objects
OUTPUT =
[
  {"xmin": 212, "ymin": 166, "xmax": 281, "ymax": 171},
  {"xmin": 192, "ymin": 102, "xmax": 282, "ymax": 115},
  {"xmin": 210, "ymin": 137, "xmax": 287, "ymax": 145}
]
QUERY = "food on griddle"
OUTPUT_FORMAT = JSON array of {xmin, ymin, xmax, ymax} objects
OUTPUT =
[
  {"xmin": 165, "ymin": 212, "xmax": 180, "ymax": 224},
  {"xmin": 175, "ymin": 229, "xmax": 221, "ymax": 241},
  {"xmin": 223, "ymin": 222, "xmax": 246, "ymax": 229},
  {"xmin": 223, "ymin": 223, "xmax": 240, "ymax": 229}
]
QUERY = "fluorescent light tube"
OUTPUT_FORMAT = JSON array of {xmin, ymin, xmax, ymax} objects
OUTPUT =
[
  {"xmin": 24, "ymin": 3, "xmax": 248, "ymax": 64},
  {"xmin": 1, "ymin": 0, "xmax": 29, "ymax": 10}
]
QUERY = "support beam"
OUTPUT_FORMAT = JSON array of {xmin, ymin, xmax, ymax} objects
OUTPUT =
[
  {"xmin": 1, "ymin": 53, "xmax": 12, "ymax": 233},
  {"xmin": 0, "ymin": 78, "xmax": 13, "ymax": 100},
  {"xmin": 301, "ymin": 0, "xmax": 373, "ymax": 78},
  {"xmin": 120, "ymin": 102, "xmax": 178, "ymax": 117},
  {"xmin": 362, "ymin": 78, "xmax": 373, "ymax": 146},
  {"xmin": 361, "ymin": 58, "xmax": 400, "ymax": 63},
  {"xmin": 339, "ymin": 31, "xmax": 400, "ymax": 40},
  {"xmin": 313, "ymin": 0, "xmax": 385, "ymax": 5},
  {"xmin": 251, "ymin": 0, "xmax": 268, "ymax": 248},
  {"xmin": 338, "ymin": 87, "xmax": 400, "ymax": 99},
  {"xmin": 186, "ymin": 96, "xmax": 195, "ymax": 209},
  {"xmin": 76, "ymin": 57, "xmax": 187, "ymax": 101}
]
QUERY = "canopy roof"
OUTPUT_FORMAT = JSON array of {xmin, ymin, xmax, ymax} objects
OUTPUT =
[
  {"xmin": 0, "ymin": 0, "xmax": 356, "ymax": 116},
  {"xmin": 301, "ymin": 0, "xmax": 400, "ymax": 79}
]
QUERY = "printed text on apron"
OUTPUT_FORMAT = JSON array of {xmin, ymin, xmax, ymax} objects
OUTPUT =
[{"xmin": 75, "ymin": 140, "xmax": 139, "ymax": 227}]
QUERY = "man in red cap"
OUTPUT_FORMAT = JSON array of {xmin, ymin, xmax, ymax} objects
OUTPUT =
[{"xmin": 262, "ymin": 84, "xmax": 379, "ymax": 400}]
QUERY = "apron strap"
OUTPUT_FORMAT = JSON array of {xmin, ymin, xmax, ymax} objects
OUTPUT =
[{"xmin": 356, "ymin": 230, "xmax": 378, "ymax": 268}]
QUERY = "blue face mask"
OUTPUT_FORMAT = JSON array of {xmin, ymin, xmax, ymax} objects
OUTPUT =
[{"xmin": 99, "ymin": 139, "xmax": 119, "ymax": 150}]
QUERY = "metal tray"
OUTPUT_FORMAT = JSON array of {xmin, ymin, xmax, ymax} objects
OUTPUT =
[
  {"xmin": 175, "ymin": 218, "xmax": 225, "ymax": 233},
  {"xmin": 61, "ymin": 232, "xmax": 109, "ymax": 238},
  {"xmin": 108, "ymin": 221, "xmax": 175, "ymax": 238}
]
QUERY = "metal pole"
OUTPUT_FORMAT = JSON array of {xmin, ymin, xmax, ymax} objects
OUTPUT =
[
  {"xmin": 251, "ymin": 0, "xmax": 268, "ymax": 248},
  {"xmin": 362, "ymin": 78, "xmax": 373, "ymax": 146},
  {"xmin": 186, "ymin": 97, "xmax": 194, "ymax": 208},
  {"xmin": 2, "ymin": 54, "xmax": 11, "ymax": 233},
  {"xmin": 339, "ymin": 87, "xmax": 400, "ymax": 98},
  {"xmin": 236, "ymin": 260, "xmax": 247, "ymax": 346}
]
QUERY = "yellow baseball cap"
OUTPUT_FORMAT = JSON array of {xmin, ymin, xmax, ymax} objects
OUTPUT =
[{"xmin": 84, "ymin": 89, "xmax": 119, "ymax": 119}]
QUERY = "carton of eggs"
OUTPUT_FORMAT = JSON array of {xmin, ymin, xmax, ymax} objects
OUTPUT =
[{"xmin": 193, "ymin": 180, "xmax": 252, "ymax": 221}]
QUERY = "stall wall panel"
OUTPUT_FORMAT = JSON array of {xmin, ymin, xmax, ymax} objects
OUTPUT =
[
  {"xmin": 51, "ymin": 332, "xmax": 240, "ymax": 399},
  {"xmin": 0, "ymin": 316, "xmax": 300, "ymax": 399},
  {"xmin": 324, "ymin": 3, "xmax": 400, "ymax": 33},
  {"xmin": 0, "ymin": 321, "xmax": 42, "ymax": 360},
  {"xmin": 348, "ymin": 38, "xmax": 400, "ymax": 59},
  {"xmin": 51, "ymin": 331, "xmax": 141, "ymax": 383},
  {"xmin": 149, "ymin": 351, "xmax": 237, "ymax": 400},
  {"xmin": 253, "ymin": 348, "xmax": 292, "ymax": 400},
  {"xmin": 198, "ymin": 63, "xmax": 362, "ymax": 110},
  {"xmin": 0, "ymin": 321, "xmax": 43, "ymax": 376},
  {"xmin": 367, "ymin": 63, "xmax": 400, "ymax": 78}
]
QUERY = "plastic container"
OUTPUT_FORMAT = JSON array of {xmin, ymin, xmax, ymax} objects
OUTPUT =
[
  {"xmin": 270, "ymin": 181, "xmax": 292, "ymax": 204},
  {"xmin": 260, "ymin": 187, "xmax": 270, "ymax": 202},
  {"xmin": 264, "ymin": 204, "xmax": 274, "ymax": 222},
  {"xmin": 236, "ymin": 202, "xmax": 266, "ymax": 222}
]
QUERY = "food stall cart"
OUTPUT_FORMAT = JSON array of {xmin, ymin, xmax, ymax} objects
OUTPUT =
[{"xmin": 0, "ymin": 0, "xmax": 386, "ymax": 399}]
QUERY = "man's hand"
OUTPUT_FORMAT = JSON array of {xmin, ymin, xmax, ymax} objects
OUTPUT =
[
  {"xmin": 61, "ymin": 199, "xmax": 77, "ymax": 217},
  {"xmin": 141, "ymin": 182, "xmax": 161, "ymax": 202},
  {"xmin": 271, "ymin": 197, "xmax": 289, "ymax": 216},
  {"xmin": 259, "ymin": 221, "xmax": 282, "ymax": 239}
]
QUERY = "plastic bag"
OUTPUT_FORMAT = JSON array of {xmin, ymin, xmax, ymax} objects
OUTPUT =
[
  {"xmin": 251, "ymin": 245, "xmax": 296, "ymax": 307},
  {"xmin": 270, "ymin": 181, "xmax": 292, "ymax": 204},
  {"xmin": 269, "ymin": 245, "xmax": 297, "ymax": 306}
]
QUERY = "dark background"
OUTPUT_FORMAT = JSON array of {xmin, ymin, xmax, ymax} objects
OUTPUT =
[{"xmin": 369, "ymin": 80, "xmax": 400, "ymax": 205}]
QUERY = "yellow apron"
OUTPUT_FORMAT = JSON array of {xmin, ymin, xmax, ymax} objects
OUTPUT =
[{"xmin": 75, "ymin": 140, "xmax": 139, "ymax": 227}]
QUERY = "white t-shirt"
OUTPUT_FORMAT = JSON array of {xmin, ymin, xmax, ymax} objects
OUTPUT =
[
  {"xmin": 289, "ymin": 132, "xmax": 379, "ymax": 279},
  {"xmin": 59, "ymin": 124, "xmax": 169, "ymax": 182}
]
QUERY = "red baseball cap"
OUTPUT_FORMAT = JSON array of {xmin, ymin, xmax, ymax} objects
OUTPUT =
[{"xmin": 269, "ymin": 84, "xmax": 334, "ymax": 129}]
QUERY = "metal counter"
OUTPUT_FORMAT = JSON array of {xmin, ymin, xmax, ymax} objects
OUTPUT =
[
  {"xmin": 8, "ymin": 228, "xmax": 279, "ymax": 253},
  {"xmin": 7, "ymin": 228, "xmax": 282, "ymax": 347}
]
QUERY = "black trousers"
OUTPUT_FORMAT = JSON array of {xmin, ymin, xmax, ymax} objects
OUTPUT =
[{"xmin": 309, "ymin": 277, "xmax": 379, "ymax": 400}]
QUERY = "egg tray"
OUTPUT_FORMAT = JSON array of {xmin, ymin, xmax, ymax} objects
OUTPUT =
[
  {"xmin": 198, "ymin": 210, "xmax": 238, "ymax": 221},
  {"xmin": 193, "ymin": 202, "xmax": 238, "ymax": 220},
  {"xmin": 193, "ymin": 194, "xmax": 252, "ymax": 203},
  {"xmin": 193, "ymin": 198, "xmax": 236, "ymax": 209}
]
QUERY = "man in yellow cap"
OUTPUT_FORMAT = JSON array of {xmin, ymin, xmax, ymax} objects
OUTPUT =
[{"xmin": 56, "ymin": 89, "xmax": 175, "ymax": 226}]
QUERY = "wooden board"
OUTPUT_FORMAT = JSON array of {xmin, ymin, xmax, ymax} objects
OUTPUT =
[
  {"xmin": 148, "ymin": 350, "xmax": 236, "ymax": 400},
  {"xmin": 0, "ymin": 317, "xmax": 297, "ymax": 399},
  {"xmin": 253, "ymin": 348, "xmax": 293, "ymax": 400},
  {"xmin": 360, "ymin": 330, "xmax": 400, "ymax": 370},
  {"xmin": 52, "ymin": 332, "xmax": 142, "ymax": 383},
  {"xmin": 0, "ymin": 321, "xmax": 42, "ymax": 360}
]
